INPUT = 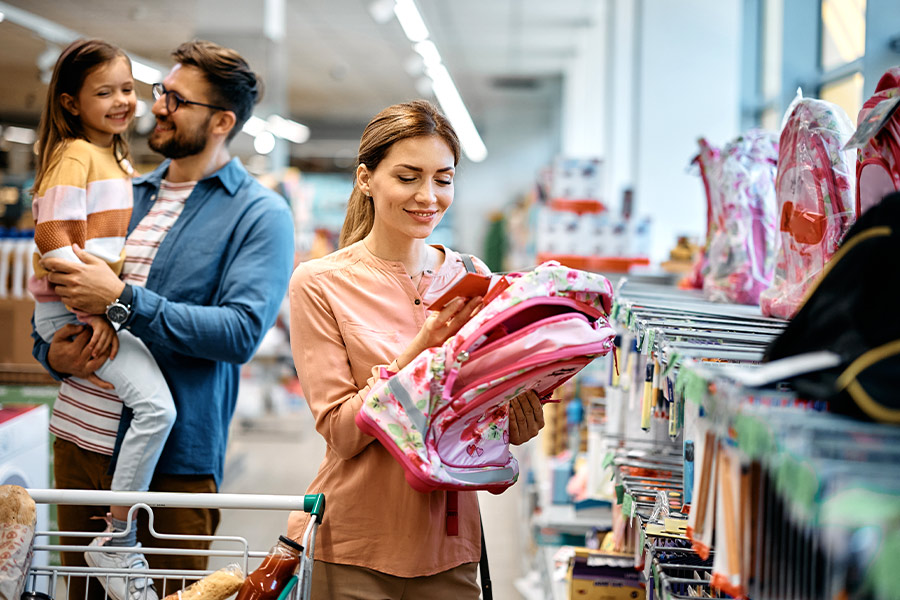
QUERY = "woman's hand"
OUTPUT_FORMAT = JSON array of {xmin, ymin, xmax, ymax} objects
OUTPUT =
[
  {"xmin": 395, "ymin": 296, "xmax": 482, "ymax": 370},
  {"xmin": 509, "ymin": 389, "xmax": 545, "ymax": 445}
]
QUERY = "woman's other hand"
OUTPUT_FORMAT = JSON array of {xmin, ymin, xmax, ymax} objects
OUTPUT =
[{"xmin": 509, "ymin": 389, "xmax": 545, "ymax": 445}]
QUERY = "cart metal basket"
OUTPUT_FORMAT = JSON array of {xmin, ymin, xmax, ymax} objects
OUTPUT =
[{"xmin": 24, "ymin": 489, "xmax": 324, "ymax": 600}]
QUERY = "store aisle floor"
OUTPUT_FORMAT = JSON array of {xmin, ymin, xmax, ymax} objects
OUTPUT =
[{"xmin": 214, "ymin": 410, "xmax": 527, "ymax": 599}]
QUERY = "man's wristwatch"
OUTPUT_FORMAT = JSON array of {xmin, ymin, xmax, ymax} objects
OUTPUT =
[{"xmin": 105, "ymin": 284, "xmax": 134, "ymax": 330}]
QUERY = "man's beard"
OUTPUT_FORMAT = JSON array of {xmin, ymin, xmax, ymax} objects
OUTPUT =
[{"xmin": 148, "ymin": 114, "xmax": 212, "ymax": 159}]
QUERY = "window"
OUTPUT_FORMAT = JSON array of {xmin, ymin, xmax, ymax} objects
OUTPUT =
[
  {"xmin": 820, "ymin": 0, "xmax": 867, "ymax": 71},
  {"xmin": 820, "ymin": 72, "xmax": 865, "ymax": 123}
]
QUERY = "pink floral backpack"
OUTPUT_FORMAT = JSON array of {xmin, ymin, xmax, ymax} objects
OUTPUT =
[
  {"xmin": 702, "ymin": 129, "xmax": 780, "ymax": 304},
  {"xmin": 355, "ymin": 262, "xmax": 615, "ymax": 494},
  {"xmin": 855, "ymin": 67, "xmax": 900, "ymax": 216},
  {"xmin": 760, "ymin": 95, "xmax": 857, "ymax": 319}
]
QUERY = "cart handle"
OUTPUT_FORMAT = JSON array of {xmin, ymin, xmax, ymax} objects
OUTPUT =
[
  {"xmin": 27, "ymin": 489, "xmax": 325, "ymax": 519},
  {"xmin": 303, "ymin": 493, "xmax": 325, "ymax": 521}
]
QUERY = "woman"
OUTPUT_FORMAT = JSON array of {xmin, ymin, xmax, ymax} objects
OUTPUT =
[{"xmin": 287, "ymin": 100, "xmax": 545, "ymax": 598}]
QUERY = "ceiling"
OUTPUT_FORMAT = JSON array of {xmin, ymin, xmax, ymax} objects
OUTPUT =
[{"xmin": 0, "ymin": 0, "xmax": 596, "ymax": 166}]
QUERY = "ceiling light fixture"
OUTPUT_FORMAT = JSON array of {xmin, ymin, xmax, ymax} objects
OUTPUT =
[
  {"xmin": 242, "ymin": 116, "xmax": 268, "ymax": 137},
  {"xmin": 267, "ymin": 115, "xmax": 311, "ymax": 144},
  {"xmin": 130, "ymin": 60, "xmax": 162, "ymax": 85},
  {"xmin": 413, "ymin": 40, "xmax": 442, "ymax": 70},
  {"xmin": 368, "ymin": 0, "xmax": 395, "ymax": 25},
  {"xmin": 3, "ymin": 126, "xmax": 36, "ymax": 145},
  {"xmin": 393, "ymin": 0, "xmax": 429, "ymax": 43},
  {"xmin": 427, "ymin": 65, "xmax": 488, "ymax": 163},
  {"xmin": 254, "ymin": 131, "xmax": 277, "ymax": 155}
]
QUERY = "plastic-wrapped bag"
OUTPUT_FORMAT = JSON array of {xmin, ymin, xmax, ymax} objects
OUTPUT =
[
  {"xmin": 760, "ymin": 94, "xmax": 856, "ymax": 319},
  {"xmin": 855, "ymin": 67, "xmax": 900, "ymax": 216},
  {"xmin": 703, "ymin": 130, "xmax": 780, "ymax": 304},
  {"xmin": 681, "ymin": 138, "xmax": 722, "ymax": 290}
]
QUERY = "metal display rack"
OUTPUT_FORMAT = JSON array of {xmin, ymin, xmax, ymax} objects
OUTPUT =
[{"xmin": 602, "ymin": 280, "xmax": 900, "ymax": 600}]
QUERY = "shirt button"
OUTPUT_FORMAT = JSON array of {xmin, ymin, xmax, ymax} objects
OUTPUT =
[{"xmin": 414, "ymin": 299, "xmax": 421, "ymax": 305}]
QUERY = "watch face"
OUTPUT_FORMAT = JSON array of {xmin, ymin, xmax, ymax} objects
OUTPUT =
[{"xmin": 107, "ymin": 303, "xmax": 129, "ymax": 324}]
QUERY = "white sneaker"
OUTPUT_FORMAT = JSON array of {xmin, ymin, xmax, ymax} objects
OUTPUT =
[{"xmin": 84, "ymin": 536, "xmax": 159, "ymax": 600}]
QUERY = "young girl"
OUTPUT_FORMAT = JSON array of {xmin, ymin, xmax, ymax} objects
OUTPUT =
[
  {"xmin": 29, "ymin": 39, "xmax": 175, "ymax": 600},
  {"xmin": 286, "ymin": 100, "xmax": 545, "ymax": 598}
]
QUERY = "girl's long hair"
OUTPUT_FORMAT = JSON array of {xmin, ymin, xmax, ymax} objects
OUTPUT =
[
  {"xmin": 33, "ymin": 39, "xmax": 133, "ymax": 193},
  {"xmin": 338, "ymin": 100, "xmax": 460, "ymax": 248}
]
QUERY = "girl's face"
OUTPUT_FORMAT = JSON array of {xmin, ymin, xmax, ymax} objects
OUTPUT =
[
  {"xmin": 359, "ymin": 135, "xmax": 456, "ymax": 241},
  {"xmin": 68, "ymin": 55, "xmax": 136, "ymax": 147}
]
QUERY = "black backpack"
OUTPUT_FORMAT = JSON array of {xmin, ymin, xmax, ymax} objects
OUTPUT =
[{"xmin": 763, "ymin": 192, "xmax": 900, "ymax": 423}]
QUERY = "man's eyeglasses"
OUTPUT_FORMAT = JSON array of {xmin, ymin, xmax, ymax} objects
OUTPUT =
[{"xmin": 152, "ymin": 83, "xmax": 229, "ymax": 114}]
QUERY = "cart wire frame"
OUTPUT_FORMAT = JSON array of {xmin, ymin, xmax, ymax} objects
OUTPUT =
[{"xmin": 25, "ymin": 489, "xmax": 324, "ymax": 600}]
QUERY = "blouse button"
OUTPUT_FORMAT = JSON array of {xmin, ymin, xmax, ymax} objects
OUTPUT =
[{"xmin": 414, "ymin": 299, "xmax": 421, "ymax": 305}]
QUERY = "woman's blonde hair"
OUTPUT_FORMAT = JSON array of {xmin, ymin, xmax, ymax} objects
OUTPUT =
[
  {"xmin": 33, "ymin": 39, "xmax": 133, "ymax": 193},
  {"xmin": 338, "ymin": 100, "xmax": 460, "ymax": 248}
]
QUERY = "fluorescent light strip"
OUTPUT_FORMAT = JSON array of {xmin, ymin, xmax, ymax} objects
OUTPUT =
[
  {"xmin": 131, "ymin": 60, "xmax": 162, "ymax": 85},
  {"xmin": 267, "ymin": 115, "xmax": 311, "ymax": 144},
  {"xmin": 394, "ymin": 0, "xmax": 429, "ymax": 43},
  {"xmin": 413, "ymin": 40, "xmax": 442, "ymax": 70},
  {"xmin": 242, "ymin": 116, "xmax": 268, "ymax": 137},
  {"xmin": 427, "ymin": 65, "xmax": 487, "ymax": 163},
  {"xmin": 3, "ymin": 126, "xmax": 36, "ymax": 145},
  {"xmin": 389, "ymin": 0, "xmax": 486, "ymax": 162}
]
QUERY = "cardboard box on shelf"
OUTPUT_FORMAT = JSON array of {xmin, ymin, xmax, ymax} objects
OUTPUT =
[
  {"xmin": 0, "ymin": 297, "xmax": 39, "ymax": 366},
  {"xmin": 568, "ymin": 547, "xmax": 645, "ymax": 599}
]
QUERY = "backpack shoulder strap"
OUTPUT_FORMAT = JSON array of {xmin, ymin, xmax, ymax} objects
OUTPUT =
[{"xmin": 460, "ymin": 253, "xmax": 477, "ymax": 273}]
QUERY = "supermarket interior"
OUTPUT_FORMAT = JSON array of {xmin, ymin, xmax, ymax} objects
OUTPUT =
[{"xmin": 1, "ymin": 0, "xmax": 900, "ymax": 599}]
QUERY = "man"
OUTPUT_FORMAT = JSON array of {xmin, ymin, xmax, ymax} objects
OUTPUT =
[{"xmin": 32, "ymin": 40, "xmax": 294, "ymax": 600}]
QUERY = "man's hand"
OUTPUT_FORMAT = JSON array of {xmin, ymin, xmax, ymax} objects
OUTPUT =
[
  {"xmin": 509, "ymin": 389, "xmax": 545, "ymax": 445},
  {"xmin": 47, "ymin": 323, "xmax": 114, "ymax": 390},
  {"xmin": 42, "ymin": 244, "xmax": 124, "ymax": 314}
]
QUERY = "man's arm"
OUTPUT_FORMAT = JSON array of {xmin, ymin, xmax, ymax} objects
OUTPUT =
[{"xmin": 127, "ymin": 204, "xmax": 294, "ymax": 363}]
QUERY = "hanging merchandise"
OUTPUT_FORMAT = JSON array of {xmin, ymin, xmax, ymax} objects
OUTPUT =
[
  {"xmin": 355, "ymin": 262, "xmax": 615, "ymax": 494},
  {"xmin": 849, "ymin": 67, "xmax": 900, "ymax": 216},
  {"xmin": 703, "ymin": 130, "xmax": 780, "ymax": 305},
  {"xmin": 682, "ymin": 138, "xmax": 722, "ymax": 291},
  {"xmin": 764, "ymin": 192, "xmax": 900, "ymax": 424},
  {"xmin": 759, "ymin": 93, "xmax": 857, "ymax": 319}
]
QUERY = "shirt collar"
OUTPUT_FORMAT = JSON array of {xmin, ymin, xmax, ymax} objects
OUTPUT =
[{"xmin": 133, "ymin": 157, "xmax": 246, "ymax": 196}]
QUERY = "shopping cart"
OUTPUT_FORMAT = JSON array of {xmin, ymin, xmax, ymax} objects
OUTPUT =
[{"xmin": 24, "ymin": 489, "xmax": 324, "ymax": 600}]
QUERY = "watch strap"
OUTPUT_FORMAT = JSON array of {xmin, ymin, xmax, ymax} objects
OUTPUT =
[{"xmin": 118, "ymin": 283, "xmax": 134, "ymax": 308}]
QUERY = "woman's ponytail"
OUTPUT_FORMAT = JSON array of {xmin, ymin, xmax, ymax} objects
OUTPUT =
[{"xmin": 338, "ymin": 187, "xmax": 375, "ymax": 248}]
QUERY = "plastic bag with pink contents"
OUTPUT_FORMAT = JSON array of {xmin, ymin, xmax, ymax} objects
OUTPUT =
[
  {"xmin": 703, "ymin": 130, "xmax": 780, "ymax": 305},
  {"xmin": 760, "ymin": 94, "xmax": 856, "ymax": 319}
]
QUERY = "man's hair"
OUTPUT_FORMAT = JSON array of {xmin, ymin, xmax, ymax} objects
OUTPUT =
[{"xmin": 172, "ymin": 40, "xmax": 263, "ymax": 142}]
